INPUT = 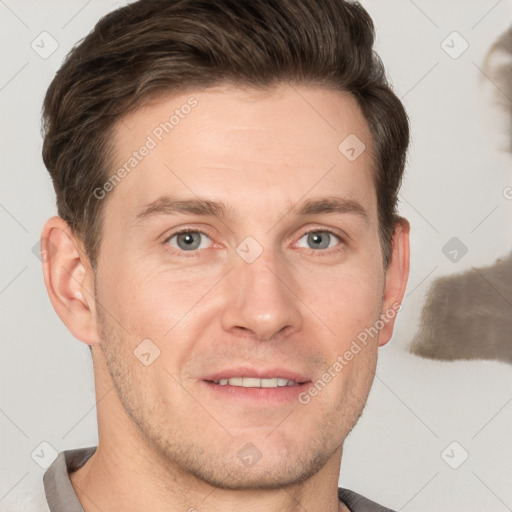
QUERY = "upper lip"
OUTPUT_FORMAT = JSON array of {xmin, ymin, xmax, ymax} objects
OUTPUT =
[{"xmin": 202, "ymin": 367, "xmax": 311, "ymax": 384}]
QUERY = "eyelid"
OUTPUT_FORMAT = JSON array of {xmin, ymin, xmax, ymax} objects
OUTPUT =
[
  {"xmin": 299, "ymin": 226, "xmax": 344, "ymax": 240},
  {"xmin": 162, "ymin": 224, "xmax": 347, "ymax": 255}
]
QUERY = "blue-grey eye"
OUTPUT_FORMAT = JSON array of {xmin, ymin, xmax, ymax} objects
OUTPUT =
[
  {"xmin": 296, "ymin": 231, "xmax": 340, "ymax": 250},
  {"xmin": 166, "ymin": 231, "xmax": 212, "ymax": 251}
]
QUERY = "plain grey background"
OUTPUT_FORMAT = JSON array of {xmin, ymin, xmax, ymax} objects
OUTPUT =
[{"xmin": 1, "ymin": 1, "xmax": 512, "ymax": 510}]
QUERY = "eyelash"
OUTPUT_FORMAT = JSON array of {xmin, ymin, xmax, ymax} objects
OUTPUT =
[{"xmin": 162, "ymin": 226, "xmax": 345, "ymax": 257}]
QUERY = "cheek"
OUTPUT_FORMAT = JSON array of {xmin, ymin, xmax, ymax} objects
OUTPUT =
[
  {"xmin": 300, "ymin": 263, "xmax": 384, "ymax": 343},
  {"xmin": 98, "ymin": 234, "xmax": 384, "ymax": 345},
  {"xmin": 98, "ymin": 254, "xmax": 208, "ymax": 336}
]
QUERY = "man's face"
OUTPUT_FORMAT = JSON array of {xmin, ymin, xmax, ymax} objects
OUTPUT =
[{"xmin": 92, "ymin": 84, "xmax": 389, "ymax": 488}]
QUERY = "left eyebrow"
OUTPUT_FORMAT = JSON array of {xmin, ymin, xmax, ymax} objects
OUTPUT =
[
  {"xmin": 295, "ymin": 196, "xmax": 369, "ymax": 225},
  {"xmin": 133, "ymin": 195, "xmax": 369, "ymax": 225}
]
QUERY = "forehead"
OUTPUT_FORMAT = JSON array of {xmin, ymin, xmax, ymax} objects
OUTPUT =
[{"xmin": 106, "ymin": 83, "xmax": 376, "ymax": 223}]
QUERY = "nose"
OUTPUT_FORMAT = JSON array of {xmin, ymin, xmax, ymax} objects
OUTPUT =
[{"xmin": 220, "ymin": 246, "xmax": 303, "ymax": 342}]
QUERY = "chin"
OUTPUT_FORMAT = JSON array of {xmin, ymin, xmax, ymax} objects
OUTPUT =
[
  {"xmin": 164, "ymin": 433, "xmax": 336, "ymax": 491},
  {"xmin": 187, "ymin": 456, "xmax": 327, "ymax": 491}
]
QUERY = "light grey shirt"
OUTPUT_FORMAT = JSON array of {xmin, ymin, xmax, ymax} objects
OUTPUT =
[{"xmin": 43, "ymin": 447, "xmax": 396, "ymax": 512}]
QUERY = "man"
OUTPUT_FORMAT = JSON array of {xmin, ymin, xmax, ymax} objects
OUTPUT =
[{"xmin": 36, "ymin": 0, "xmax": 410, "ymax": 510}]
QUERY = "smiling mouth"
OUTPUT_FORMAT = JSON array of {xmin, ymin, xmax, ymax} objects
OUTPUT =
[{"xmin": 207, "ymin": 377, "xmax": 303, "ymax": 388}]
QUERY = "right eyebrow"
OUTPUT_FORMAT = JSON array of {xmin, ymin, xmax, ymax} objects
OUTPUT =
[{"xmin": 134, "ymin": 196, "xmax": 232, "ymax": 222}]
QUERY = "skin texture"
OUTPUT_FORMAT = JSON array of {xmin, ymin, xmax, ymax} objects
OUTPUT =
[{"xmin": 41, "ymin": 83, "xmax": 410, "ymax": 512}]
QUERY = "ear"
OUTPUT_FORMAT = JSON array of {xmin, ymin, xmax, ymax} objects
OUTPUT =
[
  {"xmin": 378, "ymin": 217, "xmax": 410, "ymax": 347},
  {"xmin": 40, "ymin": 216, "xmax": 100, "ymax": 346}
]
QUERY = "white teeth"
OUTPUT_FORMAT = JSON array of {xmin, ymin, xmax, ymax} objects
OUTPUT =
[
  {"xmin": 212, "ymin": 377, "xmax": 298, "ymax": 388},
  {"xmin": 243, "ymin": 377, "xmax": 262, "ymax": 387},
  {"xmin": 260, "ymin": 378, "xmax": 278, "ymax": 388}
]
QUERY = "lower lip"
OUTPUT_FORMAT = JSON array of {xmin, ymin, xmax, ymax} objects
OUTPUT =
[{"xmin": 201, "ymin": 380, "xmax": 310, "ymax": 405}]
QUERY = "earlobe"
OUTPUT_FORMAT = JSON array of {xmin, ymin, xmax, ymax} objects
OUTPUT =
[
  {"xmin": 41, "ymin": 216, "xmax": 100, "ymax": 346},
  {"xmin": 378, "ymin": 217, "xmax": 411, "ymax": 347}
]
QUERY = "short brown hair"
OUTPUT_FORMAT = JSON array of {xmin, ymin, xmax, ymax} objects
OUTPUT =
[{"xmin": 42, "ymin": 0, "xmax": 409, "ymax": 271}]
